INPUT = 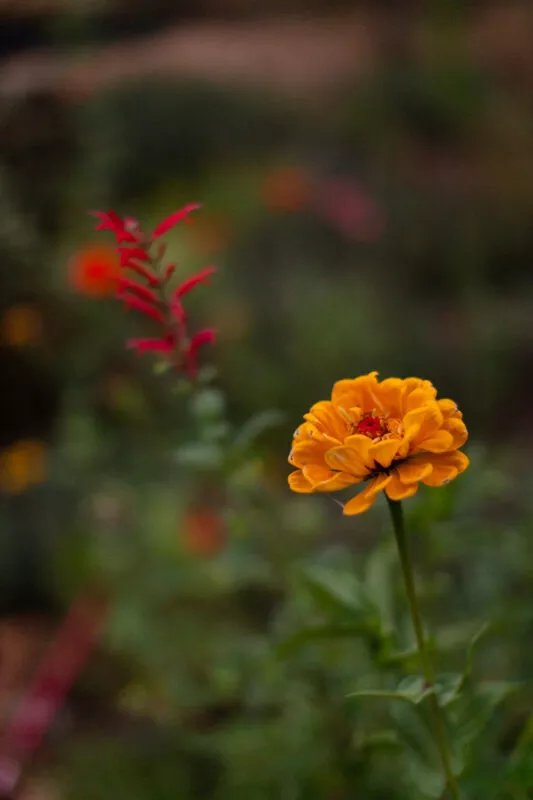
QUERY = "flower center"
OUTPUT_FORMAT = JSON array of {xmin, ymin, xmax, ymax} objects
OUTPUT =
[{"xmin": 354, "ymin": 413, "xmax": 385, "ymax": 439}]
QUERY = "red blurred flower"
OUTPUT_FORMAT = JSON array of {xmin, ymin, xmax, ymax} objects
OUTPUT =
[
  {"xmin": 69, "ymin": 243, "xmax": 120, "ymax": 297},
  {"xmin": 182, "ymin": 510, "xmax": 225, "ymax": 557},
  {"xmin": 315, "ymin": 178, "xmax": 384, "ymax": 242},
  {"xmin": 88, "ymin": 204, "xmax": 217, "ymax": 377}
]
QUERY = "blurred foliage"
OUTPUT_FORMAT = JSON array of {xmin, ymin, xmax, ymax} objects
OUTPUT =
[{"xmin": 2, "ymin": 2, "xmax": 533, "ymax": 799}]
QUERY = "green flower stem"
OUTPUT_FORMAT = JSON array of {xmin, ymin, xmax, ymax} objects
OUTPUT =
[{"xmin": 386, "ymin": 497, "xmax": 460, "ymax": 800}]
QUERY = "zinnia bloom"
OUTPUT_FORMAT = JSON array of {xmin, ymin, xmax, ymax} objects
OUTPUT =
[{"xmin": 288, "ymin": 372, "xmax": 468, "ymax": 515}]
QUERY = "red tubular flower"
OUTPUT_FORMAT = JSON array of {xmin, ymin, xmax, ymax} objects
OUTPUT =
[
  {"xmin": 118, "ymin": 277, "xmax": 159, "ymax": 304},
  {"xmin": 91, "ymin": 211, "xmax": 138, "ymax": 243},
  {"xmin": 90, "ymin": 205, "xmax": 216, "ymax": 377},
  {"xmin": 118, "ymin": 246, "xmax": 152, "ymax": 264},
  {"xmin": 127, "ymin": 336, "xmax": 175, "ymax": 354},
  {"xmin": 173, "ymin": 266, "xmax": 217, "ymax": 300},
  {"xmin": 185, "ymin": 329, "xmax": 216, "ymax": 376},
  {"xmin": 151, "ymin": 204, "xmax": 201, "ymax": 239},
  {"xmin": 120, "ymin": 293, "xmax": 166, "ymax": 323}
]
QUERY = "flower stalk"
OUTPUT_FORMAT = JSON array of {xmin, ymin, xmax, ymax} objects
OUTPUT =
[{"xmin": 386, "ymin": 497, "xmax": 460, "ymax": 800}]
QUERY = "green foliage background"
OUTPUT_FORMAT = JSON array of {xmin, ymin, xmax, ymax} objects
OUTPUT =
[{"xmin": 1, "ymin": 3, "xmax": 533, "ymax": 798}]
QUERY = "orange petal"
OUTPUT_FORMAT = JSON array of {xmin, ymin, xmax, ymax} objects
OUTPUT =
[
  {"xmin": 369, "ymin": 437, "xmax": 403, "ymax": 468},
  {"xmin": 304, "ymin": 465, "xmax": 361, "ymax": 492},
  {"xmin": 438, "ymin": 398, "xmax": 462, "ymax": 420},
  {"xmin": 373, "ymin": 377, "xmax": 405, "ymax": 415},
  {"xmin": 343, "ymin": 434, "xmax": 374, "ymax": 464},
  {"xmin": 404, "ymin": 387, "xmax": 437, "ymax": 415},
  {"xmin": 402, "ymin": 378, "xmax": 437, "ymax": 401},
  {"xmin": 325, "ymin": 445, "xmax": 371, "ymax": 477},
  {"xmin": 331, "ymin": 372, "xmax": 379, "ymax": 411},
  {"xmin": 403, "ymin": 404, "xmax": 443, "ymax": 444},
  {"xmin": 395, "ymin": 460, "xmax": 433, "ymax": 484},
  {"xmin": 443, "ymin": 417, "xmax": 468, "ymax": 449},
  {"xmin": 385, "ymin": 475, "xmax": 419, "ymax": 501},
  {"xmin": 421, "ymin": 451, "xmax": 469, "ymax": 486},
  {"xmin": 415, "ymin": 429, "xmax": 454, "ymax": 453},
  {"xmin": 343, "ymin": 473, "xmax": 391, "ymax": 516},
  {"xmin": 288, "ymin": 439, "xmax": 329, "ymax": 468},
  {"xmin": 304, "ymin": 400, "xmax": 348, "ymax": 441},
  {"xmin": 288, "ymin": 470, "xmax": 313, "ymax": 493}
]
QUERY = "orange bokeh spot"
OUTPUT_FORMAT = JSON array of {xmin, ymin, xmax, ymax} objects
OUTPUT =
[
  {"xmin": 1, "ymin": 305, "xmax": 42, "ymax": 347},
  {"xmin": 0, "ymin": 440, "xmax": 47, "ymax": 495},
  {"xmin": 187, "ymin": 212, "xmax": 233, "ymax": 257},
  {"xmin": 69, "ymin": 243, "xmax": 120, "ymax": 297},
  {"xmin": 262, "ymin": 166, "xmax": 313, "ymax": 212},
  {"xmin": 181, "ymin": 510, "xmax": 225, "ymax": 557}
]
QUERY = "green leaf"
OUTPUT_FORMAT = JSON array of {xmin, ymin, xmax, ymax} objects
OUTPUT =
[
  {"xmin": 354, "ymin": 730, "xmax": 401, "ymax": 753},
  {"xmin": 459, "ymin": 621, "xmax": 492, "ymax": 690},
  {"xmin": 196, "ymin": 364, "xmax": 218, "ymax": 385},
  {"xmin": 347, "ymin": 676, "xmax": 429, "ymax": 705},
  {"xmin": 231, "ymin": 410, "xmax": 285, "ymax": 453},
  {"xmin": 347, "ymin": 689, "xmax": 422, "ymax": 704},
  {"xmin": 301, "ymin": 567, "xmax": 375, "ymax": 620},
  {"xmin": 276, "ymin": 621, "xmax": 378, "ymax": 659},
  {"xmin": 364, "ymin": 541, "xmax": 397, "ymax": 632},
  {"xmin": 191, "ymin": 388, "xmax": 226, "ymax": 421},
  {"xmin": 175, "ymin": 442, "xmax": 224, "ymax": 470}
]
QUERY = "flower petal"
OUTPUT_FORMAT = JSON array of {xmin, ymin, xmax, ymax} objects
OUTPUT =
[
  {"xmin": 403, "ymin": 404, "xmax": 443, "ymax": 444},
  {"xmin": 289, "ymin": 439, "xmax": 329, "ymax": 468},
  {"xmin": 369, "ymin": 437, "xmax": 403, "ymax": 468},
  {"xmin": 184, "ymin": 328, "xmax": 216, "ymax": 376},
  {"xmin": 127, "ymin": 337, "xmax": 174, "ymax": 354},
  {"xmin": 385, "ymin": 475, "xmax": 419, "ymax": 501},
  {"xmin": 325, "ymin": 441, "xmax": 372, "ymax": 477},
  {"xmin": 120, "ymin": 294, "xmax": 165, "ymax": 323},
  {"xmin": 420, "ymin": 451, "xmax": 469, "ymax": 487},
  {"xmin": 343, "ymin": 474, "xmax": 391, "ymax": 515},
  {"xmin": 173, "ymin": 266, "xmax": 217, "ymax": 299},
  {"xmin": 303, "ymin": 465, "xmax": 360, "ymax": 492},
  {"xmin": 288, "ymin": 470, "xmax": 313, "ymax": 493},
  {"xmin": 443, "ymin": 417, "xmax": 468, "ymax": 449},
  {"xmin": 304, "ymin": 401, "xmax": 348, "ymax": 442},
  {"xmin": 118, "ymin": 278, "xmax": 159, "ymax": 303},
  {"xmin": 395, "ymin": 460, "xmax": 433, "ymax": 484},
  {"xmin": 438, "ymin": 398, "xmax": 462, "ymax": 420},
  {"xmin": 331, "ymin": 371, "xmax": 379, "ymax": 411},
  {"xmin": 404, "ymin": 387, "xmax": 438, "ymax": 414},
  {"xmin": 415, "ymin": 429, "xmax": 454, "ymax": 453},
  {"xmin": 372, "ymin": 377, "xmax": 404, "ymax": 415},
  {"xmin": 152, "ymin": 204, "xmax": 201, "ymax": 238}
]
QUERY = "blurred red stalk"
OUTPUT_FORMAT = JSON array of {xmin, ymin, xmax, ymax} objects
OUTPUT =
[{"xmin": 0, "ymin": 594, "xmax": 106, "ymax": 798}]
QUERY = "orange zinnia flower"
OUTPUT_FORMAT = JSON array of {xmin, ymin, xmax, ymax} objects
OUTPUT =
[{"xmin": 288, "ymin": 372, "xmax": 469, "ymax": 515}]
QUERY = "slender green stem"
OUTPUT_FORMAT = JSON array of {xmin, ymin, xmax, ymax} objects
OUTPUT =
[{"xmin": 386, "ymin": 497, "xmax": 460, "ymax": 800}]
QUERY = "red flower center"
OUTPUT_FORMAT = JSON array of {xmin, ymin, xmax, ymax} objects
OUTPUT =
[{"xmin": 355, "ymin": 414, "xmax": 384, "ymax": 439}]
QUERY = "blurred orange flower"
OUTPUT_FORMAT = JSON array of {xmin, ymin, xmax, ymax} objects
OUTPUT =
[
  {"xmin": 0, "ymin": 440, "xmax": 47, "ymax": 494},
  {"xmin": 1, "ymin": 305, "xmax": 42, "ymax": 347},
  {"xmin": 182, "ymin": 510, "xmax": 225, "ymax": 557},
  {"xmin": 262, "ymin": 166, "xmax": 313, "ymax": 212},
  {"xmin": 188, "ymin": 212, "xmax": 233, "ymax": 257},
  {"xmin": 69, "ymin": 243, "xmax": 120, "ymax": 297}
]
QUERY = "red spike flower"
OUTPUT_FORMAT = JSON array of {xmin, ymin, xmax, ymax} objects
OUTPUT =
[{"xmin": 88, "ymin": 204, "xmax": 216, "ymax": 377}]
